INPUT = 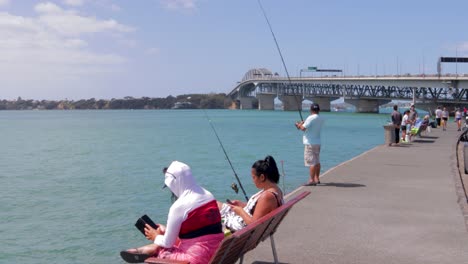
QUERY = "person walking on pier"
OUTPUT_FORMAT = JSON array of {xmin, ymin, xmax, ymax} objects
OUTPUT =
[
  {"xmin": 391, "ymin": 105, "xmax": 402, "ymax": 145},
  {"xmin": 295, "ymin": 103, "xmax": 325, "ymax": 186},
  {"xmin": 441, "ymin": 107, "xmax": 449, "ymax": 131},
  {"xmin": 455, "ymin": 108, "xmax": 462, "ymax": 131},
  {"xmin": 435, "ymin": 106, "xmax": 442, "ymax": 127}
]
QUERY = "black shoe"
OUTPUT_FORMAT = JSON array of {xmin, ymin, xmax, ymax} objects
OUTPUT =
[{"xmin": 120, "ymin": 250, "xmax": 150, "ymax": 263}]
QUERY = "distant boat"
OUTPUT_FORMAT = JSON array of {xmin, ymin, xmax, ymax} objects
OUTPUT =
[{"xmin": 172, "ymin": 102, "xmax": 195, "ymax": 109}]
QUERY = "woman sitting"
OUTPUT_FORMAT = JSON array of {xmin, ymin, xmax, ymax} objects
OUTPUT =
[
  {"xmin": 219, "ymin": 155, "xmax": 284, "ymax": 232},
  {"xmin": 121, "ymin": 161, "xmax": 224, "ymax": 264}
]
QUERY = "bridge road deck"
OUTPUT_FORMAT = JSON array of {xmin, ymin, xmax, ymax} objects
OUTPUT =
[{"xmin": 242, "ymin": 125, "xmax": 468, "ymax": 264}]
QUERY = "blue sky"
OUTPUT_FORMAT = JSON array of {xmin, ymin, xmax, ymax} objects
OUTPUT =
[{"xmin": 1, "ymin": 0, "xmax": 467, "ymax": 100}]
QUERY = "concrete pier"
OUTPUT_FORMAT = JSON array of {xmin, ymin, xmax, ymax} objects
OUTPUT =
[{"xmin": 242, "ymin": 125, "xmax": 468, "ymax": 264}]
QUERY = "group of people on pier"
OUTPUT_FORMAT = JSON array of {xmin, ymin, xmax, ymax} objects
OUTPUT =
[{"xmin": 391, "ymin": 104, "xmax": 466, "ymax": 145}]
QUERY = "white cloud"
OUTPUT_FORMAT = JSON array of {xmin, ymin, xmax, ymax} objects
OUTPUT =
[
  {"xmin": 0, "ymin": 0, "xmax": 9, "ymax": 7},
  {"xmin": 34, "ymin": 2, "xmax": 134, "ymax": 36},
  {"xmin": 0, "ymin": 4, "xmax": 134, "ymax": 91},
  {"xmin": 161, "ymin": 0, "xmax": 197, "ymax": 10},
  {"xmin": 35, "ymin": 2, "xmax": 63, "ymax": 13},
  {"xmin": 63, "ymin": 0, "xmax": 84, "ymax": 6}
]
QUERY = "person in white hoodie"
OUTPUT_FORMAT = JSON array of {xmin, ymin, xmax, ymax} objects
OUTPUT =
[{"xmin": 121, "ymin": 161, "xmax": 224, "ymax": 264}]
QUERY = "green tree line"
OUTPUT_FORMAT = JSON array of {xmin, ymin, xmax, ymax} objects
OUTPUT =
[{"xmin": 0, "ymin": 94, "xmax": 234, "ymax": 110}]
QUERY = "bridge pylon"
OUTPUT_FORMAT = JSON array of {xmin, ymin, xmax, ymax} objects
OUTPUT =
[
  {"xmin": 238, "ymin": 97, "xmax": 255, "ymax": 110},
  {"xmin": 304, "ymin": 97, "xmax": 339, "ymax": 112},
  {"xmin": 345, "ymin": 99, "xmax": 391, "ymax": 113},
  {"xmin": 257, "ymin": 94, "xmax": 275, "ymax": 110},
  {"xmin": 279, "ymin": 95, "xmax": 302, "ymax": 111}
]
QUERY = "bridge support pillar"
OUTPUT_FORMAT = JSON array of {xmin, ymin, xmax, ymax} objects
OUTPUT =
[
  {"xmin": 239, "ymin": 97, "xmax": 255, "ymax": 110},
  {"xmin": 256, "ymin": 94, "xmax": 275, "ymax": 110},
  {"xmin": 304, "ymin": 97, "xmax": 339, "ymax": 112},
  {"xmin": 345, "ymin": 99, "xmax": 390, "ymax": 113},
  {"xmin": 280, "ymin": 95, "xmax": 302, "ymax": 111}
]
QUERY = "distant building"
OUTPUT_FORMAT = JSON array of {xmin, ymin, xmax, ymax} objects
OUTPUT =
[{"xmin": 172, "ymin": 102, "xmax": 195, "ymax": 109}]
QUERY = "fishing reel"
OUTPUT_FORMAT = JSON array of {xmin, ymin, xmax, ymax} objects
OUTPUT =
[{"xmin": 231, "ymin": 183, "xmax": 239, "ymax": 194}]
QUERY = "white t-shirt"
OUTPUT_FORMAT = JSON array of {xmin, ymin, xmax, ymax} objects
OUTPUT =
[
  {"xmin": 302, "ymin": 113, "xmax": 325, "ymax": 145},
  {"xmin": 402, "ymin": 114, "xmax": 409, "ymax": 126},
  {"xmin": 435, "ymin": 109, "xmax": 442, "ymax": 118}
]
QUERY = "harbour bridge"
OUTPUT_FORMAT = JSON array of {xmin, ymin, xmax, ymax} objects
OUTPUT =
[{"xmin": 227, "ymin": 68, "xmax": 468, "ymax": 113}]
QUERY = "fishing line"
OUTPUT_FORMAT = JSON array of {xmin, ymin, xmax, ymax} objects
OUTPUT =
[
  {"xmin": 257, "ymin": 0, "xmax": 304, "ymax": 121},
  {"xmin": 203, "ymin": 110, "xmax": 249, "ymax": 201}
]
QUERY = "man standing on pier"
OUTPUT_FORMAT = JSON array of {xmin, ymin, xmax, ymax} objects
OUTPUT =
[
  {"xmin": 295, "ymin": 103, "xmax": 325, "ymax": 186},
  {"xmin": 391, "ymin": 105, "xmax": 402, "ymax": 145},
  {"xmin": 409, "ymin": 104, "xmax": 418, "ymax": 125}
]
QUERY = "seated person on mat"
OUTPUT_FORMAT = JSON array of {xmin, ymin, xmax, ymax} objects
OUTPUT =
[
  {"xmin": 121, "ymin": 161, "xmax": 224, "ymax": 264},
  {"xmin": 410, "ymin": 118, "xmax": 422, "ymax": 135},
  {"xmin": 421, "ymin": 115, "xmax": 430, "ymax": 126},
  {"xmin": 411, "ymin": 116, "xmax": 430, "ymax": 136},
  {"xmin": 218, "ymin": 155, "xmax": 284, "ymax": 232}
]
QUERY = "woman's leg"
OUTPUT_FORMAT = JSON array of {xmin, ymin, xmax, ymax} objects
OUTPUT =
[{"xmin": 127, "ymin": 244, "xmax": 160, "ymax": 256}]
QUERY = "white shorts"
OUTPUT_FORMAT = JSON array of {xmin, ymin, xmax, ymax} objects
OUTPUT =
[{"xmin": 304, "ymin": 144, "xmax": 321, "ymax": 166}]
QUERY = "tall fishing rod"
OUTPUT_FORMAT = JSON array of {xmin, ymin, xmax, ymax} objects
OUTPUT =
[
  {"xmin": 203, "ymin": 110, "xmax": 249, "ymax": 201},
  {"xmin": 280, "ymin": 160, "xmax": 286, "ymax": 194},
  {"xmin": 257, "ymin": 0, "xmax": 304, "ymax": 121}
]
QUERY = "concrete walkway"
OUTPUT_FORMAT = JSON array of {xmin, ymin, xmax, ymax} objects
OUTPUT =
[{"xmin": 243, "ymin": 125, "xmax": 468, "ymax": 264}]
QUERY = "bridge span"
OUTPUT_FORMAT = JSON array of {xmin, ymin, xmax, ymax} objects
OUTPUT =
[{"xmin": 227, "ymin": 68, "xmax": 468, "ymax": 113}]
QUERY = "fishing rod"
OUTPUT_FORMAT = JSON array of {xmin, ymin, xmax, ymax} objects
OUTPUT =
[
  {"xmin": 257, "ymin": 0, "xmax": 304, "ymax": 121},
  {"xmin": 280, "ymin": 160, "xmax": 286, "ymax": 194},
  {"xmin": 203, "ymin": 110, "xmax": 249, "ymax": 201}
]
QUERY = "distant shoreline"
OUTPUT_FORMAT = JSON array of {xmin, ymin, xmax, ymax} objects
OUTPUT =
[{"xmin": 0, "ymin": 93, "xmax": 231, "ymax": 110}]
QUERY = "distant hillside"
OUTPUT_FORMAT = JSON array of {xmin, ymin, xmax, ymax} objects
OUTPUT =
[{"xmin": 0, "ymin": 93, "xmax": 232, "ymax": 110}]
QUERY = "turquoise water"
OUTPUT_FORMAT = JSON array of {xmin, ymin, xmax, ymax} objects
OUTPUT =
[{"xmin": 0, "ymin": 110, "xmax": 387, "ymax": 263}]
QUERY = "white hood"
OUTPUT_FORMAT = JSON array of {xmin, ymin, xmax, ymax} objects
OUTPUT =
[
  {"xmin": 156, "ymin": 160, "xmax": 217, "ymax": 248},
  {"xmin": 164, "ymin": 161, "xmax": 197, "ymax": 197}
]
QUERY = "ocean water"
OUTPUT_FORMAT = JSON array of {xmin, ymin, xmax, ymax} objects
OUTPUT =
[{"xmin": 0, "ymin": 110, "xmax": 388, "ymax": 263}]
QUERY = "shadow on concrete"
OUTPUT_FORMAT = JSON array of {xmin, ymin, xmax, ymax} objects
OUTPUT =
[
  {"xmin": 318, "ymin": 182, "xmax": 366, "ymax": 188},
  {"xmin": 419, "ymin": 136, "xmax": 439, "ymax": 139},
  {"xmin": 391, "ymin": 144, "xmax": 411, "ymax": 147},
  {"xmin": 412, "ymin": 139, "xmax": 436, "ymax": 143}
]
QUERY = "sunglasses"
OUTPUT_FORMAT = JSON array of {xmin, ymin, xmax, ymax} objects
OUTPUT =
[{"xmin": 162, "ymin": 167, "xmax": 176, "ymax": 179}]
